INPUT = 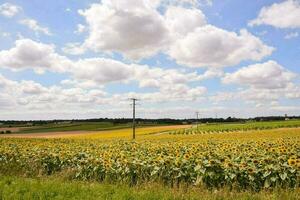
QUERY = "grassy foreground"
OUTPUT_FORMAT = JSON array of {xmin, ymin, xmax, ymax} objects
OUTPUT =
[{"xmin": 0, "ymin": 176, "xmax": 299, "ymax": 200}]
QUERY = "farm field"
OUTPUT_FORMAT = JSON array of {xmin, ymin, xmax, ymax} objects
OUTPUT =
[
  {"xmin": 169, "ymin": 120, "xmax": 300, "ymax": 135},
  {"xmin": 0, "ymin": 125, "xmax": 190, "ymax": 138},
  {"xmin": 0, "ymin": 122, "xmax": 299, "ymax": 199},
  {"xmin": 0, "ymin": 121, "xmax": 167, "ymax": 134}
]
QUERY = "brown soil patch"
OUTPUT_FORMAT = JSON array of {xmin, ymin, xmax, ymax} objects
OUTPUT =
[
  {"xmin": 0, "ymin": 127, "xmax": 22, "ymax": 132},
  {"xmin": 0, "ymin": 131, "xmax": 94, "ymax": 138}
]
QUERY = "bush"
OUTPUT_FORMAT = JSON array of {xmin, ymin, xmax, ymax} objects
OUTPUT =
[{"xmin": 5, "ymin": 130, "xmax": 12, "ymax": 134}]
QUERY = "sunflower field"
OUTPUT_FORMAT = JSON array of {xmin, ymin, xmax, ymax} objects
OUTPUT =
[{"xmin": 0, "ymin": 128, "xmax": 299, "ymax": 191}]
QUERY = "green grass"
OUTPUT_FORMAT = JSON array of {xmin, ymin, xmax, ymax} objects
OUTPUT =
[{"xmin": 0, "ymin": 176, "xmax": 299, "ymax": 200}]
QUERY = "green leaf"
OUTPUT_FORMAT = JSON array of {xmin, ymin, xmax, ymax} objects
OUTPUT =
[
  {"xmin": 279, "ymin": 172, "xmax": 287, "ymax": 180},
  {"xmin": 264, "ymin": 179, "xmax": 271, "ymax": 188},
  {"xmin": 263, "ymin": 171, "xmax": 271, "ymax": 178}
]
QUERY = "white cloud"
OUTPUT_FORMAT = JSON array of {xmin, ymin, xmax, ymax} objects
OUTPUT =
[
  {"xmin": 0, "ymin": 39, "xmax": 72, "ymax": 73},
  {"xmin": 249, "ymin": 0, "xmax": 300, "ymax": 28},
  {"xmin": 0, "ymin": 72, "xmax": 208, "ymax": 119},
  {"xmin": 19, "ymin": 18, "xmax": 52, "ymax": 35},
  {"xmin": 79, "ymin": 0, "xmax": 169, "ymax": 60},
  {"xmin": 0, "ymin": 3, "xmax": 21, "ymax": 18},
  {"xmin": 222, "ymin": 60, "xmax": 296, "ymax": 89},
  {"xmin": 77, "ymin": 0, "xmax": 273, "ymax": 67},
  {"xmin": 284, "ymin": 84, "xmax": 300, "ymax": 99},
  {"xmin": 134, "ymin": 65, "xmax": 205, "ymax": 88},
  {"xmin": 169, "ymin": 26, "xmax": 274, "ymax": 67},
  {"xmin": 123, "ymin": 85, "xmax": 207, "ymax": 102},
  {"xmin": 165, "ymin": 6, "xmax": 206, "ymax": 37},
  {"xmin": 75, "ymin": 24, "xmax": 86, "ymax": 34},
  {"xmin": 284, "ymin": 32, "xmax": 299, "ymax": 39},
  {"xmin": 0, "ymin": 73, "xmax": 109, "ymax": 109},
  {"xmin": 197, "ymin": 69, "xmax": 224, "ymax": 80},
  {"xmin": 1, "ymin": 72, "xmax": 299, "ymax": 119},
  {"xmin": 73, "ymin": 58, "xmax": 134, "ymax": 84},
  {"xmin": 62, "ymin": 43, "xmax": 85, "ymax": 55},
  {"xmin": 60, "ymin": 79, "xmax": 101, "ymax": 89},
  {"xmin": 0, "ymin": 38, "xmax": 211, "ymax": 97},
  {"xmin": 19, "ymin": 80, "xmax": 47, "ymax": 95}
]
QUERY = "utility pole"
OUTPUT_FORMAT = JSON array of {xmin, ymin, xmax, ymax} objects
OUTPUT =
[
  {"xmin": 130, "ymin": 98, "xmax": 138, "ymax": 140},
  {"xmin": 196, "ymin": 111, "xmax": 199, "ymax": 128}
]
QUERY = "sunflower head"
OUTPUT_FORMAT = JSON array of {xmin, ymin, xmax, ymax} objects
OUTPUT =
[
  {"xmin": 209, "ymin": 160, "xmax": 215, "ymax": 165},
  {"xmin": 288, "ymin": 158, "xmax": 296, "ymax": 166}
]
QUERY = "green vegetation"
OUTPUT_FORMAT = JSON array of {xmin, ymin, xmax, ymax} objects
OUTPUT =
[
  {"xmin": 3, "ymin": 119, "xmax": 300, "ymax": 134},
  {"xmin": 170, "ymin": 120, "xmax": 300, "ymax": 134},
  {"xmin": 17, "ymin": 122, "xmax": 132, "ymax": 133},
  {"xmin": 13, "ymin": 122, "xmax": 174, "ymax": 134},
  {"xmin": 0, "ymin": 122, "xmax": 299, "ymax": 199},
  {"xmin": 0, "ymin": 130, "xmax": 12, "ymax": 134},
  {"xmin": 0, "ymin": 176, "xmax": 299, "ymax": 200},
  {"xmin": 0, "ymin": 128, "xmax": 299, "ymax": 191}
]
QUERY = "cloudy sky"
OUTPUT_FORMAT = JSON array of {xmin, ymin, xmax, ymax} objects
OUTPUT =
[{"xmin": 0, "ymin": 0, "xmax": 299, "ymax": 120}]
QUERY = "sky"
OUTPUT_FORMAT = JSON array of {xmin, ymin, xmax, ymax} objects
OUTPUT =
[{"xmin": 0, "ymin": 0, "xmax": 299, "ymax": 120}]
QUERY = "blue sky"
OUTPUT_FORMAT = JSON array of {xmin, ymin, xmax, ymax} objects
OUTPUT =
[{"xmin": 0, "ymin": 0, "xmax": 299, "ymax": 120}]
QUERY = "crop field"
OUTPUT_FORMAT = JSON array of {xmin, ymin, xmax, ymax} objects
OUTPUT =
[
  {"xmin": 168, "ymin": 120, "xmax": 300, "ymax": 135},
  {"xmin": 0, "ymin": 123, "xmax": 299, "ymax": 198},
  {"xmin": 0, "ymin": 122, "xmax": 155, "ymax": 134},
  {"xmin": 0, "ymin": 125, "xmax": 190, "ymax": 139}
]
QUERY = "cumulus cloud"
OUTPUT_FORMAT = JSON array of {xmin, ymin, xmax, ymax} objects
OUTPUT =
[
  {"xmin": 122, "ymin": 84, "xmax": 207, "ymax": 102},
  {"xmin": 249, "ymin": 0, "xmax": 300, "ymax": 28},
  {"xmin": 77, "ymin": 0, "xmax": 272, "ymax": 67},
  {"xmin": 169, "ymin": 26, "xmax": 274, "ymax": 67},
  {"xmin": 165, "ymin": 6, "xmax": 206, "ymax": 37},
  {"xmin": 73, "ymin": 58, "xmax": 134, "ymax": 84},
  {"xmin": 0, "ymin": 3, "xmax": 21, "ymax": 18},
  {"xmin": 19, "ymin": 80, "xmax": 47, "ymax": 95},
  {"xmin": 222, "ymin": 60, "xmax": 296, "ymax": 89},
  {"xmin": 0, "ymin": 73, "xmax": 108, "ymax": 109},
  {"xmin": 72, "ymin": 58, "xmax": 209, "ymax": 92},
  {"xmin": 79, "ymin": 0, "xmax": 169, "ymax": 60},
  {"xmin": 19, "ymin": 18, "xmax": 52, "ymax": 35},
  {"xmin": 0, "ymin": 72, "xmax": 207, "ymax": 118},
  {"xmin": 0, "ymin": 39, "xmax": 72, "ymax": 73},
  {"xmin": 134, "ymin": 65, "xmax": 206, "ymax": 88},
  {"xmin": 0, "ymin": 38, "xmax": 210, "ymax": 97}
]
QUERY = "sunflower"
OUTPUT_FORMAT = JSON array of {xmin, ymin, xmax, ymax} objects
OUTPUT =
[
  {"xmin": 209, "ymin": 160, "xmax": 215, "ymax": 165},
  {"xmin": 247, "ymin": 167, "xmax": 255, "ymax": 174},
  {"xmin": 225, "ymin": 162, "xmax": 233, "ymax": 168},
  {"xmin": 253, "ymin": 159, "xmax": 259, "ymax": 164},
  {"xmin": 288, "ymin": 158, "xmax": 296, "ymax": 166},
  {"xmin": 184, "ymin": 154, "xmax": 190, "ymax": 160}
]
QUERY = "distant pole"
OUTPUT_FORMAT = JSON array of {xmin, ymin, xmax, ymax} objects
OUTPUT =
[
  {"xmin": 196, "ymin": 111, "xmax": 199, "ymax": 128},
  {"xmin": 130, "ymin": 98, "xmax": 138, "ymax": 140}
]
